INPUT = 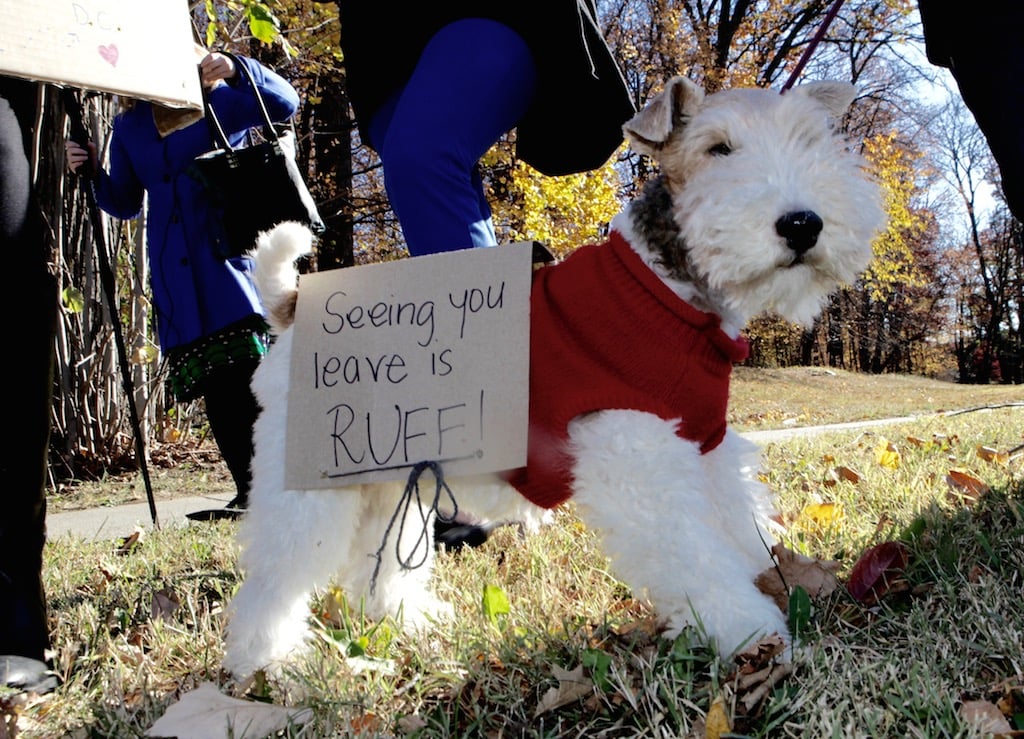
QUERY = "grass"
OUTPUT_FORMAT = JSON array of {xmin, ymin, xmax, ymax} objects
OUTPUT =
[{"xmin": 8, "ymin": 369, "xmax": 1024, "ymax": 737}]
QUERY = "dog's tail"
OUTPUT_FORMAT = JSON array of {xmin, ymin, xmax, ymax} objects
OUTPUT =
[{"xmin": 250, "ymin": 221, "xmax": 313, "ymax": 333}]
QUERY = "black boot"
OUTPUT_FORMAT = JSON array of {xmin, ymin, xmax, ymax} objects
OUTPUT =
[
  {"xmin": 433, "ymin": 510, "xmax": 499, "ymax": 551},
  {"xmin": 187, "ymin": 362, "xmax": 259, "ymax": 522}
]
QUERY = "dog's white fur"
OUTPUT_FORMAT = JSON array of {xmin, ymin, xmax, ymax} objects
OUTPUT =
[{"xmin": 224, "ymin": 77, "xmax": 885, "ymax": 678}]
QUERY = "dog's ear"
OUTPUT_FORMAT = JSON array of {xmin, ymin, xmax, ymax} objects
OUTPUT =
[
  {"xmin": 623, "ymin": 76, "xmax": 705, "ymax": 156},
  {"xmin": 790, "ymin": 81, "xmax": 858, "ymax": 121}
]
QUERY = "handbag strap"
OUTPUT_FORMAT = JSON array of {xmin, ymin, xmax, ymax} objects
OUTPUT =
[{"xmin": 200, "ymin": 51, "xmax": 280, "ymax": 152}]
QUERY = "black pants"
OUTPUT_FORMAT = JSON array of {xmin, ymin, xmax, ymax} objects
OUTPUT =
[
  {"xmin": 947, "ymin": 47, "xmax": 1024, "ymax": 222},
  {"xmin": 0, "ymin": 77, "xmax": 53, "ymax": 662},
  {"xmin": 203, "ymin": 361, "xmax": 261, "ymax": 506}
]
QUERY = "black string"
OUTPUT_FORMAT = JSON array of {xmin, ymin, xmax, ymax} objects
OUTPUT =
[{"xmin": 369, "ymin": 461, "xmax": 459, "ymax": 595}]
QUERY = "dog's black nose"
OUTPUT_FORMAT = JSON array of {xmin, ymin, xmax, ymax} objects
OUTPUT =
[{"xmin": 775, "ymin": 210, "xmax": 823, "ymax": 255}]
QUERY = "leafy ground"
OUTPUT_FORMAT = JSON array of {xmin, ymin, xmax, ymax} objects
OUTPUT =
[
  {"xmin": 49, "ymin": 367, "xmax": 1024, "ymax": 513},
  {"xmin": 9, "ymin": 369, "xmax": 1023, "ymax": 738}
]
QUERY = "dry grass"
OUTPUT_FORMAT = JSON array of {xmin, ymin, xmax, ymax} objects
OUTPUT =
[
  {"xmin": 11, "ymin": 370, "xmax": 1023, "ymax": 737},
  {"xmin": 728, "ymin": 367, "xmax": 1023, "ymax": 431},
  {"xmin": 49, "ymin": 368, "xmax": 1023, "ymax": 513}
]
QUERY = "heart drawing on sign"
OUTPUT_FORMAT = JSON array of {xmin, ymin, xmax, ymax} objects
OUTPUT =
[{"xmin": 98, "ymin": 44, "xmax": 119, "ymax": 66}]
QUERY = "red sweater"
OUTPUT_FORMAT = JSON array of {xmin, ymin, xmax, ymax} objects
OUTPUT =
[{"xmin": 506, "ymin": 230, "xmax": 749, "ymax": 509}]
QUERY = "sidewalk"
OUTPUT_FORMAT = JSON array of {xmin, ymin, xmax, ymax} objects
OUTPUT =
[
  {"xmin": 47, "ymin": 492, "xmax": 234, "ymax": 542},
  {"xmin": 45, "ymin": 415, "xmax": 925, "ymax": 542}
]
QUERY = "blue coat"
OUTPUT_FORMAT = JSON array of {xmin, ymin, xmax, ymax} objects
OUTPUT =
[{"xmin": 92, "ymin": 56, "xmax": 300, "ymax": 352}]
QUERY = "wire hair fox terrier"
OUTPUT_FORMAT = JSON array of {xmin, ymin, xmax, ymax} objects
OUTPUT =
[{"xmin": 223, "ymin": 76, "xmax": 886, "ymax": 678}]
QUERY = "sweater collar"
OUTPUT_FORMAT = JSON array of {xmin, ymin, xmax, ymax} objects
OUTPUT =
[{"xmin": 606, "ymin": 229, "xmax": 750, "ymax": 364}]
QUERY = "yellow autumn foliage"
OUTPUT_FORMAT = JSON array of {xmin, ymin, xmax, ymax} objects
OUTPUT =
[
  {"xmin": 487, "ymin": 147, "xmax": 626, "ymax": 257},
  {"xmin": 860, "ymin": 131, "xmax": 929, "ymax": 301}
]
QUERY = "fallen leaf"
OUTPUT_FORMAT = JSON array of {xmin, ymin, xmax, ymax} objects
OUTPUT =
[
  {"xmin": 796, "ymin": 502, "xmax": 844, "ymax": 530},
  {"xmin": 906, "ymin": 435, "xmax": 928, "ymax": 448},
  {"xmin": 534, "ymin": 664, "xmax": 593, "ymax": 717},
  {"xmin": 397, "ymin": 714, "xmax": 427, "ymax": 733},
  {"xmin": 730, "ymin": 639, "xmax": 793, "ymax": 715},
  {"xmin": 846, "ymin": 541, "xmax": 910, "ymax": 605},
  {"xmin": 977, "ymin": 445, "xmax": 1010, "ymax": 466},
  {"xmin": 834, "ymin": 466, "xmax": 861, "ymax": 483},
  {"xmin": 349, "ymin": 711, "xmax": 382, "ymax": 734},
  {"xmin": 874, "ymin": 438, "xmax": 901, "ymax": 469},
  {"xmin": 946, "ymin": 469, "xmax": 990, "ymax": 505},
  {"xmin": 117, "ymin": 528, "xmax": 145, "ymax": 555},
  {"xmin": 959, "ymin": 700, "xmax": 1013, "ymax": 733},
  {"xmin": 756, "ymin": 544, "xmax": 841, "ymax": 611},
  {"xmin": 145, "ymin": 682, "xmax": 312, "ymax": 739},
  {"xmin": 705, "ymin": 695, "xmax": 732, "ymax": 739},
  {"xmin": 734, "ymin": 633, "xmax": 787, "ymax": 669},
  {"xmin": 150, "ymin": 588, "xmax": 180, "ymax": 622}
]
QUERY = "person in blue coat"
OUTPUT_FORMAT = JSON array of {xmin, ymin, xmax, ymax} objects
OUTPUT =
[{"xmin": 66, "ymin": 48, "xmax": 300, "ymax": 518}]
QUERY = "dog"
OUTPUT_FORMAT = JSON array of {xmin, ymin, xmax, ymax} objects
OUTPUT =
[{"xmin": 223, "ymin": 76, "xmax": 885, "ymax": 678}]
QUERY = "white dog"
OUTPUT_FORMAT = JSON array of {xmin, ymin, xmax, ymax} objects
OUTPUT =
[{"xmin": 224, "ymin": 77, "xmax": 885, "ymax": 678}]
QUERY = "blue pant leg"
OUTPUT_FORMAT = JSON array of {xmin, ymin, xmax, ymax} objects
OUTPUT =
[{"xmin": 368, "ymin": 18, "xmax": 537, "ymax": 256}]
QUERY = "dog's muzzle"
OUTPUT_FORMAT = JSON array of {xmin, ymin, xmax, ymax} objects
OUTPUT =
[{"xmin": 775, "ymin": 210, "xmax": 823, "ymax": 258}]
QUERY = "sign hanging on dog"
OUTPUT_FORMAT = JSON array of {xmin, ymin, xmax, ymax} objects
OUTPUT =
[
  {"xmin": 285, "ymin": 243, "xmax": 534, "ymax": 489},
  {"xmin": 0, "ymin": 0, "xmax": 202, "ymax": 108}
]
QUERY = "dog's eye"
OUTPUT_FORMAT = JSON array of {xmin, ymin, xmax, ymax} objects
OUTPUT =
[{"xmin": 708, "ymin": 142, "xmax": 732, "ymax": 156}]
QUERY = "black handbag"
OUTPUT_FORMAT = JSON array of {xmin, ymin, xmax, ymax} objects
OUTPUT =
[{"xmin": 187, "ymin": 55, "xmax": 325, "ymax": 259}]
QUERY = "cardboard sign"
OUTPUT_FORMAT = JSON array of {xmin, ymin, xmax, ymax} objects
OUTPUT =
[
  {"xmin": 285, "ymin": 243, "xmax": 534, "ymax": 489},
  {"xmin": 0, "ymin": 0, "xmax": 202, "ymax": 108}
]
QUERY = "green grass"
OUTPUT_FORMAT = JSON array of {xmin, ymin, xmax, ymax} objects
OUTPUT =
[{"xmin": 8, "ymin": 371, "xmax": 1023, "ymax": 737}]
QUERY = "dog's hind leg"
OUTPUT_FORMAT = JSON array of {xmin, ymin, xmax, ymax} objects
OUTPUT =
[
  {"xmin": 223, "ymin": 487, "xmax": 365, "ymax": 677},
  {"xmin": 567, "ymin": 410, "xmax": 789, "ymax": 659},
  {"xmin": 342, "ymin": 481, "xmax": 451, "ymax": 630}
]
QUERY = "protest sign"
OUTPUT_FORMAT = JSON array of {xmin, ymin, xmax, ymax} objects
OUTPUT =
[
  {"xmin": 0, "ymin": 0, "xmax": 202, "ymax": 108},
  {"xmin": 285, "ymin": 243, "xmax": 534, "ymax": 489}
]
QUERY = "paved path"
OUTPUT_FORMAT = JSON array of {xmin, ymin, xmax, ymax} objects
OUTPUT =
[
  {"xmin": 47, "ymin": 492, "xmax": 234, "ymax": 542},
  {"xmin": 38, "ymin": 413, "xmax": 946, "ymax": 543}
]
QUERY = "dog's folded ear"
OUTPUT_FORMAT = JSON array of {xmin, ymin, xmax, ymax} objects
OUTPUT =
[
  {"xmin": 623, "ymin": 76, "xmax": 705, "ymax": 156},
  {"xmin": 789, "ymin": 81, "xmax": 859, "ymax": 121}
]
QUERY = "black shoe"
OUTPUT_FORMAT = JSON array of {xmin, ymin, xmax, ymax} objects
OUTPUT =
[
  {"xmin": 0, "ymin": 655, "xmax": 57, "ymax": 694},
  {"xmin": 186, "ymin": 496, "xmax": 247, "ymax": 522}
]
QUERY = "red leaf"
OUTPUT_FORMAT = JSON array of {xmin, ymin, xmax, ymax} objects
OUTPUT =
[{"xmin": 846, "ymin": 541, "xmax": 910, "ymax": 604}]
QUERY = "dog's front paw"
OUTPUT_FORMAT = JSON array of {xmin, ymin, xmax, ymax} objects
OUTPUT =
[
  {"xmin": 663, "ymin": 594, "xmax": 791, "ymax": 662},
  {"xmin": 368, "ymin": 590, "xmax": 453, "ymax": 633}
]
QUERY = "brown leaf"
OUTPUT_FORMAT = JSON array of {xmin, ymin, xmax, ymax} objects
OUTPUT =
[
  {"xmin": 534, "ymin": 665, "xmax": 593, "ymax": 717},
  {"xmin": 946, "ymin": 469, "xmax": 990, "ymax": 505},
  {"xmin": 116, "ymin": 528, "xmax": 145, "ymax": 556},
  {"xmin": 977, "ymin": 445, "xmax": 1010, "ymax": 466},
  {"xmin": 150, "ymin": 587, "xmax": 180, "ymax": 622},
  {"xmin": 959, "ymin": 700, "xmax": 1013, "ymax": 734},
  {"xmin": 834, "ymin": 465, "xmax": 861, "ymax": 483},
  {"xmin": 756, "ymin": 544, "xmax": 841, "ymax": 611},
  {"xmin": 846, "ymin": 541, "xmax": 909, "ymax": 605},
  {"xmin": 734, "ymin": 634, "xmax": 787, "ymax": 672}
]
